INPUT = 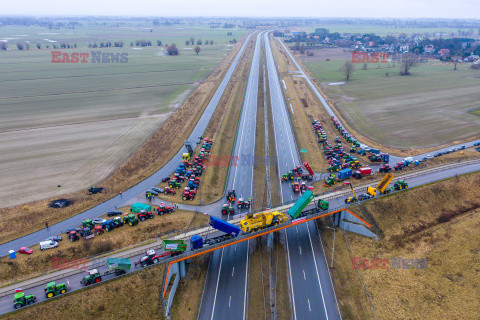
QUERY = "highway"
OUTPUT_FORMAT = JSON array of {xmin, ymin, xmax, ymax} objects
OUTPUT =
[
  {"xmin": 265, "ymin": 32, "xmax": 341, "ymax": 320},
  {"xmin": 0, "ymin": 32, "xmax": 254, "ymax": 257},
  {"xmin": 198, "ymin": 31, "xmax": 263, "ymax": 320}
]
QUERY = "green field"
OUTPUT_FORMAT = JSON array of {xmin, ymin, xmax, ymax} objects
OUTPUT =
[
  {"xmin": 303, "ymin": 52, "xmax": 480, "ymax": 148},
  {"xmin": 0, "ymin": 24, "xmax": 248, "ymax": 208}
]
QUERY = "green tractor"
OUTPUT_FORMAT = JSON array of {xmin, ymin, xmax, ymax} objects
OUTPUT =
[
  {"xmin": 44, "ymin": 281, "xmax": 69, "ymax": 298},
  {"xmin": 123, "ymin": 214, "xmax": 139, "ymax": 227},
  {"xmin": 168, "ymin": 180, "xmax": 182, "ymax": 189},
  {"xmin": 324, "ymin": 174, "xmax": 336, "ymax": 187},
  {"xmin": 327, "ymin": 164, "xmax": 340, "ymax": 172},
  {"xmin": 13, "ymin": 290, "xmax": 36, "ymax": 309},
  {"xmin": 81, "ymin": 219, "xmax": 94, "ymax": 230},
  {"xmin": 81, "ymin": 269, "xmax": 102, "ymax": 286},
  {"xmin": 282, "ymin": 171, "xmax": 294, "ymax": 181},
  {"xmin": 394, "ymin": 180, "xmax": 408, "ymax": 190},
  {"xmin": 318, "ymin": 199, "xmax": 329, "ymax": 211}
]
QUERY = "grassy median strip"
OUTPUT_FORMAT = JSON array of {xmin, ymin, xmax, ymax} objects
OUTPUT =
[
  {"xmin": 0, "ymin": 34, "xmax": 251, "ymax": 245},
  {"xmin": 275, "ymin": 233, "xmax": 292, "ymax": 320},
  {"xmin": 248, "ymin": 237, "xmax": 271, "ymax": 320},
  {"xmin": 320, "ymin": 172, "xmax": 480, "ymax": 320}
]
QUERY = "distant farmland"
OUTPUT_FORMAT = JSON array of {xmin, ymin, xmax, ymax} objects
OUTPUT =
[
  {"xmin": 0, "ymin": 24, "xmax": 247, "ymax": 207},
  {"xmin": 301, "ymin": 48, "xmax": 480, "ymax": 149}
]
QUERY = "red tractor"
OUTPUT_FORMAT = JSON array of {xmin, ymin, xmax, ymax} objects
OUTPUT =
[
  {"xmin": 237, "ymin": 198, "xmax": 251, "ymax": 209},
  {"xmin": 156, "ymin": 205, "xmax": 174, "ymax": 215},
  {"xmin": 93, "ymin": 225, "xmax": 104, "ymax": 235},
  {"xmin": 163, "ymin": 186, "xmax": 176, "ymax": 195},
  {"xmin": 300, "ymin": 181, "xmax": 307, "ymax": 191},
  {"xmin": 137, "ymin": 210, "xmax": 154, "ymax": 221},
  {"xmin": 227, "ymin": 189, "xmax": 236, "ymax": 202},
  {"xmin": 379, "ymin": 164, "xmax": 392, "ymax": 173},
  {"xmin": 394, "ymin": 162, "xmax": 406, "ymax": 171},
  {"xmin": 292, "ymin": 182, "xmax": 300, "ymax": 194},
  {"xmin": 182, "ymin": 187, "xmax": 197, "ymax": 201},
  {"xmin": 368, "ymin": 155, "xmax": 381, "ymax": 162},
  {"xmin": 221, "ymin": 204, "xmax": 235, "ymax": 215}
]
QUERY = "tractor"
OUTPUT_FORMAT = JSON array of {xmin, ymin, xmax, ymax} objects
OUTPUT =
[
  {"xmin": 350, "ymin": 146, "xmax": 357, "ymax": 153},
  {"xmin": 282, "ymin": 171, "xmax": 294, "ymax": 181},
  {"xmin": 112, "ymin": 217, "xmax": 124, "ymax": 228},
  {"xmin": 163, "ymin": 186, "xmax": 176, "ymax": 195},
  {"xmin": 327, "ymin": 164, "xmax": 340, "ymax": 172},
  {"xmin": 67, "ymin": 230, "xmax": 80, "ymax": 242},
  {"xmin": 44, "ymin": 281, "xmax": 69, "ymax": 298},
  {"xmin": 300, "ymin": 181, "xmax": 307, "ymax": 191},
  {"xmin": 317, "ymin": 199, "xmax": 329, "ymax": 211},
  {"xmin": 324, "ymin": 174, "xmax": 336, "ymax": 187},
  {"xmin": 123, "ymin": 214, "xmax": 139, "ymax": 226},
  {"xmin": 292, "ymin": 165, "xmax": 303, "ymax": 174},
  {"xmin": 156, "ymin": 206, "xmax": 174, "ymax": 215},
  {"xmin": 81, "ymin": 269, "xmax": 102, "ymax": 286},
  {"xmin": 345, "ymin": 182, "xmax": 358, "ymax": 204},
  {"xmin": 93, "ymin": 225, "xmax": 104, "ymax": 235},
  {"xmin": 101, "ymin": 220, "xmax": 116, "ymax": 232},
  {"xmin": 292, "ymin": 182, "xmax": 300, "ymax": 194},
  {"xmin": 379, "ymin": 164, "xmax": 392, "ymax": 173},
  {"xmin": 368, "ymin": 155, "xmax": 381, "ymax": 163},
  {"xmin": 357, "ymin": 149, "xmax": 367, "ymax": 156},
  {"xmin": 137, "ymin": 210, "xmax": 154, "ymax": 221},
  {"xmin": 173, "ymin": 173, "xmax": 185, "ymax": 183},
  {"xmin": 81, "ymin": 219, "xmax": 94, "ymax": 230},
  {"xmin": 13, "ymin": 290, "xmax": 36, "ymax": 309},
  {"xmin": 168, "ymin": 180, "xmax": 182, "ymax": 189},
  {"xmin": 237, "ymin": 198, "xmax": 251, "ymax": 209},
  {"xmin": 227, "ymin": 189, "xmax": 236, "ymax": 202},
  {"xmin": 221, "ymin": 204, "xmax": 235, "ymax": 215},
  {"xmin": 182, "ymin": 187, "xmax": 197, "ymax": 201},
  {"xmin": 136, "ymin": 250, "xmax": 163, "ymax": 267},
  {"xmin": 394, "ymin": 162, "xmax": 406, "ymax": 171},
  {"xmin": 394, "ymin": 180, "xmax": 408, "ymax": 190}
]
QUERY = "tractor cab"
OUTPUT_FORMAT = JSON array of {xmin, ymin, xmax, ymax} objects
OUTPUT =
[
  {"xmin": 81, "ymin": 269, "xmax": 102, "ymax": 286},
  {"xmin": 44, "ymin": 281, "xmax": 68, "ymax": 299},
  {"xmin": 68, "ymin": 230, "xmax": 80, "ymax": 242},
  {"xmin": 292, "ymin": 182, "xmax": 300, "ymax": 194},
  {"xmin": 227, "ymin": 189, "xmax": 236, "ymax": 202},
  {"xmin": 300, "ymin": 181, "xmax": 307, "ymax": 191},
  {"xmin": 221, "ymin": 204, "xmax": 235, "ymax": 215},
  {"xmin": 324, "ymin": 174, "xmax": 336, "ymax": 187},
  {"xmin": 81, "ymin": 219, "xmax": 94, "ymax": 230},
  {"xmin": 182, "ymin": 187, "xmax": 197, "ymax": 201},
  {"xmin": 237, "ymin": 198, "xmax": 251, "ymax": 209},
  {"xmin": 93, "ymin": 225, "xmax": 104, "ymax": 235}
]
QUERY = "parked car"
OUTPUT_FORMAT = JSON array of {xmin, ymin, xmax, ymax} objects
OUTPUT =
[
  {"xmin": 474, "ymin": 142, "xmax": 480, "ymax": 146},
  {"xmin": 18, "ymin": 247, "xmax": 33, "ymax": 255},
  {"xmin": 45, "ymin": 236, "xmax": 62, "ymax": 242},
  {"xmin": 426, "ymin": 155, "xmax": 434, "ymax": 159},
  {"xmin": 151, "ymin": 187, "xmax": 163, "ymax": 193},
  {"xmin": 39, "ymin": 240, "xmax": 58, "ymax": 251},
  {"xmin": 459, "ymin": 145, "xmax": 466, "ymax": 150},
  {"xmin": 161, "ymin": 177, "xmax": 170, "ymax": 183},
  {"xmin": 107, "ymin": 210, "xmax": 122, "ymax": 217},
  {"xmin": 92, "ymin": 218, "xmax": 106, "ymax": 225}
]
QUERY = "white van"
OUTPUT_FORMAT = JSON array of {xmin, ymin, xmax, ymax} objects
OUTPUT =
[{"xmin": 39, "ymin": 240, "xmax": 58, "ymax": 250}]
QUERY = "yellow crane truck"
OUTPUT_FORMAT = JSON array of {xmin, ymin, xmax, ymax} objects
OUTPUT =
[{"xmin": 240, "ymin": 211, "xmax": 288, "ymax": 233}]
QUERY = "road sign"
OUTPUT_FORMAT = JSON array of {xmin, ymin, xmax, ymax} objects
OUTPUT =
[{"xmin": 300, "ymin": 149, "xmax": 307, "ymax": 153}]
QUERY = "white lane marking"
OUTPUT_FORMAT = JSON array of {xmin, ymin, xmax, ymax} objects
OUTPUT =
[
  {"xmin": 296, "ymin": 226, "xmax": 298, "ymax": 233},
  {"xmin": 232, "ymin": 267, "xmax": 235, "ymax": 277},
  {"xmin": 243, "ymin": 240, "xmax": 250, "ymax": 320},
  {"xmin": 303, "ymin": 269, "xmax": 306, "ymax": 280},
  {"xmin": 308, "ymin": 299, "xmax": 311, "ymax": 312},
  {"xmin": 229, "ymin": 295, "xmax": 232, "ymax": 308},
  {"xmin": 306, "ymin": 222, "xmax": 329, "ymax": 320},
  {"xmin": 211, "ymin": 248, "xmax": 225, "ymax": 320},
  {"xmin": 299, "ymin": 246, "xmax": 302, "ymax": 255},
  {"xmin": 285, "ymin": 230, "xmax": 297, "ymax": 320}
]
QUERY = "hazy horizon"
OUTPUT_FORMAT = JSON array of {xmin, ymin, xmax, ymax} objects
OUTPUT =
[{"xmin": 3, "ymin": 0, "xmax": 480, "ymax": 19}]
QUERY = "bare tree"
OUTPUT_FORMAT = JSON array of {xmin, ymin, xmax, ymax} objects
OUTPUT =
[
  {"xmin": 166, "ymin": 44, "xmax": 179, "ymax": 56},
  {"xmin": 342, "ymin": 60, "xmax": 355, "ymax": 81},
  {"xmin": 194, "ymin": 45, "xmax": 201, "ymax": 55},
  {"xmin": 399, "ymin": 54, "xmax": 418, "ymax": 75}
]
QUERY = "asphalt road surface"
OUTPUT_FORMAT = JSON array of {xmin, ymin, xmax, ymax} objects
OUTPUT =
[
  {"xmin": 198, "ymin": 31, "xmax": 263, "ymax": 320},
  {"xmin": 265, "ymin": 32, "xmax": 341, "ymax": 320},
  {"xmin": 0, "ymin": 33, "xmax": 254, "ymax": 258}
]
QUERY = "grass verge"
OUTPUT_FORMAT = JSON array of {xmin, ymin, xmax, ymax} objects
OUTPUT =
[{"xmin": 248, "ymin": 236, "xmax": 271, "ymax": 320}]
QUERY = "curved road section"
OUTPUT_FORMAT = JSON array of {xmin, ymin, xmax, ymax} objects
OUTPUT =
[
  {"xmin": 199, "ymin": 31, "xmax": 263, "ymax": 320},
  {"xmin": 0, "ymin": 33, "xmax": 254, "ymax": 257},
  {"xmin": 265, "ymin": 32, "xmax": 341, "ymax": 320}
]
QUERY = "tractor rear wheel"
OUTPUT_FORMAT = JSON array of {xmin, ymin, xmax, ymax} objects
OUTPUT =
[
  {"xmin": 27, "ymin": 300, "xmax": 35, "ymax": 305},
  {"xmin": 182, "ymin": 197, "xmax": 187, "ymax": 200},
  {"xmin": 60, "ymin": 289, "xmax": 66, "ymax": 294},
  {"xmin": 47, "ymin": 292, "xmax": 54, "ymax": 298},
  {"xmin": 139, "ymin": 216, "xmax": 145, "ymax": 221},
  {"xmin": 14, "ymin": 303, "xmax": 22, "ymax": 309},
  {"xmin": 95, "ymin": 277, "xmax": 101, "ymax": 283}
]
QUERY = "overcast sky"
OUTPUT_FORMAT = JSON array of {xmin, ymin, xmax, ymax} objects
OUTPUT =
[{"xmin": 3, "ymin": 0, "xmax": 480, "ymax": 19}]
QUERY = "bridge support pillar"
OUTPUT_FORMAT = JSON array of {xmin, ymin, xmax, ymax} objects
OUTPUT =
[
  {"xmin": 331, "ymin": 210, "xmax": 378, "ymax": 240},
  {"xmin": 163, "ymin": 260, "xmax": 188, "ymax": 317},
  {"xmin": 179, "ymin": 259, "xmax": 186, "ymax": 277}
]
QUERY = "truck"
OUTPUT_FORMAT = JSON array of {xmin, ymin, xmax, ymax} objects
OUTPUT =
[
  {"xmin": 353, "ymin": 167, "xmax": 372, "ymax": 179},
  {"xmin": 104, "ymin": 258, "xmax": 131, "ymax": 276},
  {"xmin": 288, "ymin": 190, "xmax": 314, "ymax": 219},
  {"xmin": 337, "ymin": 168, "xmax": 352, "ymax": 180},
  {"xmin": 367, "ymin": 173, "xmax": 394, "ymax": 197},
  {"xmin": 209, "ymin": 216, "xmax": 241, "ymax": 237},
  {"xmin": 13, "ymin": 290, "xmax": 36, "ymax": 309},
  {"xmin": 130, "ymin": 202, "xmax": 152, "ymax": 213},
  {"xmin": 44, "ymin": 281, "xmax": 69, "ymax": 298},
  {"xmin": 162, "ymin": 240, "xmax": 187, "ymax": 252},
  {"xmin": 240, "ymin": 211, "xmax": 288, "ymax": 233}
]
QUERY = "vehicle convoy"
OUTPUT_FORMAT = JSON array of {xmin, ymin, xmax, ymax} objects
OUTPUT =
[
  {"xmin": 45, "ymin": 281, "xmax": 69, "ymax": 298},
  {"xmin": 287, "ymin": 190, "xmax": 329, "ymax": 219},
  {"xmin": 81, "ymin": 269, "xmax": 102, "ymax": 286},
  {"xmin": 240, "ymin": 211, "xmax": 288, "ymax": 233},
  {"xmin": 13, "ymin": 290, "xmax": 36, "ymax": 309}
]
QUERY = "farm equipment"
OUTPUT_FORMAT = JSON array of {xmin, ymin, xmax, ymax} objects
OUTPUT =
[
  {"xmin": 162, "ymin": 240, "xmax": 187, "ymax": 252},
  {"xmin": 123, "ymin": 214, "xmax": 139, "ymax": 226},
  {"xmin": 381, "ymin": 153, "xmax": 389, "ymax": 162},
  {"xmin": 182, "ymin": 152, "xmax": 190, "ymax": 162},
  {"xmin": 163, "ymin": 186, "xmax": 176, "ymax": 195},
  {"xmin": 357, "ymin": 149, "xmax": 367, "ymax": 156},
  {"xmin": 156, "ymin": 205, "xmax": 174, "ymax": 215},
  {"xmin": 136, "ymin": 250, "xmax": 164, "ymax": 267},
  {"xmin": 240, "ymin": 211, "xmax": 288, "ymax": 233},
  {"xmin": 104, "ymin": 258, "xmax": 131, "ymax": 276},
  {"xmin": 292, "ymin": 182, "xmax": 300, "ymax": 193},
  {"xmin": 345, "ymin": 182, "xmax": 358, "ymax": 204},
  {"xmin": 130, "ymin": 203, "xmax": 152, "ymax": 213},
  {"xmin": 209, "ymin": 216, "xmax": 241, "ymax": 237},
  {"xmin": 182, "ymin": 187, "xmax": 197, "ymax": 200},
  {"xmin": 88, "ymin": 187, "xmax": 104, "ymax": 194},
  {"xmin": 227, "ymin": 189, "xmax": 236, "ymax": 202},
  {"xmin": 44, "ymin": 281, "xmax": 69, "ymax": 298},
  {"xmin": 221, "ymin": 204, "xmax": 235, "ymax": 215},
  {"xmin": 324, "ymin": 174, "xmax": 336, "ymax": 187},
  {"xmin": 237, "ymin": 198, "xmax": 251, "ymax": 209},
  {"xmin": 13, "ymin": 290, "xmax": 36, "ymax": 309},
  {"xmin": 93, "ymin": 225, "xmax": 104, "ymax": 235},
  {"xmin": 137, "ymin": 210, "xmax": 154, "ymax": 221},
  {"xmin": 394, "ymin": 180, "xmax": 408, "ymax": 190},
  {"xmin": 190, "ymin": 235, "xmax": 204, "ymax": 250},
  {"xmin": 112, "ymin": 217, "xmax": 124, "ymax": 228},
  {"xmin": 81, "ymin": 269, "xmax": 102, "ymax": 286},
  {"xmin": 367, "ymin": 173, "xmax": 394, "ymax": 197},
  {"xmin": 67, "ymin": 230, "xmax": 80, "ymax": 242},
  {"xmin": 394, "ymin": 162, "xmax": 406, "ymax": 171},
  {"xmin": 337, "ymin": 168, "xmax": 352, "ymax": 180},
  {"xmin": 327, "ymin": 164, "xmax": 340, "ymax": 172},
  {"xmin": 101, "ymin": 220, "xmax": 116, "ymax": 232},
  {"xmin": 169, "ymin": 180, "xmax": 182, "ymax": 189},
  {"xmin": 282, "ymin": 171, "xmax": 294, "ymax": 181},
  {"xmin": 81, "ymin": 219, "xmax": 94, "ymax": 230},
  {"xmin": 368, "ymin": 155, "xmax": 381, "ymax": 162},
  {"xmin": 379, "ymin": 164, "xmax": 392, "ymax": 173},
  {"xmin": 288, "ymin": 190, "xmax": 314, "ymax": 219}
]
